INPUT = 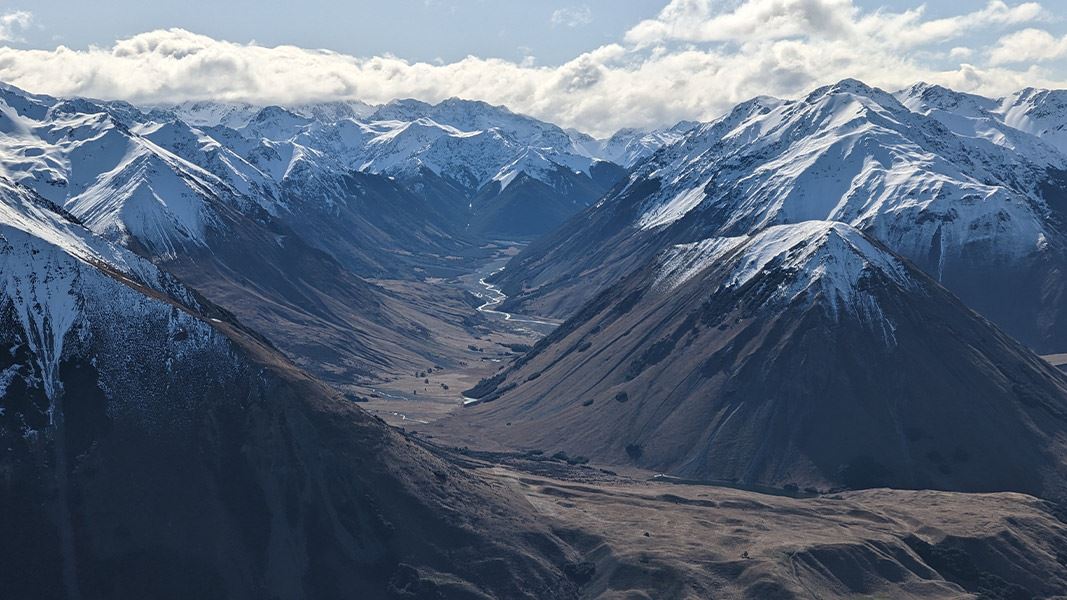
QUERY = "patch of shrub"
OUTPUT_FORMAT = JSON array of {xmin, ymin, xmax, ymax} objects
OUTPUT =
[
  {"xmin": 462, "ymin": 373, "xmax": 505, "ymax": 399},
  {"xmin": 550, "ymin": 451, "xmax": 589, "ymax": 465},
  {"xmin": 614, "ymin": 392, "xmax": 629, "ymax": 403},
  {"xmin": 626, "ymin": 338, "xmax": 677, "ymax": 380},
  {"xmin": 625, "ymin": 443, "xmax": 643, "ymax": 460},
  {"xmin": 563, "ymin": 562, "xmax": 596, "ymax": 585}
]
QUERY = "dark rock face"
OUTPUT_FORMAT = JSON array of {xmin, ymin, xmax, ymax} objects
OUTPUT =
[
  {"xmin": 0, "ymin": 267, "xmax": 579, "ymax": 600},
  {"xmin": 461, "ymin": 224, "xmax": 1067, "ymax": 498},
  {"xmin": 276, "ymin": 168, "xmax": 485, "ymax": 279},
  {"xmin": 467, "ymin": 162, "xmax": 625, "ymax": 240}
]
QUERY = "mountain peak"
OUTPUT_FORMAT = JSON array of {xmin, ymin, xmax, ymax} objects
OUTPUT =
[
  {"xmin": 658, "ymin": 221, "xmax": 912, "ymax": 317},
  {"xmin": 370, "ymin": 98, "xmax": 435, "ymax": 121},
  {"xmin": 804, "ymin": 78, "xmax": 898, "ymax": 108}
]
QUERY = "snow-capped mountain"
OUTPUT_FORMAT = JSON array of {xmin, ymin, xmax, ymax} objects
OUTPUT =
[
  {"xmin": 0, "ymin": 83, "xmax": 508, "ymax": 389},
  {"xmin": 655, "ymin": 221, "xmax": 913, "ymax": 318},
  {"xmin": 130, "ymin": 118, "xmax": 283, "ymax": 210},
  {"xmin": 0, "ymin": 90, "xmax": 267, "ymax": 258},
  {"xmin": 0, "ymin": 175, "xmax": 581, "ymax": 600},
  {"xmin": 595, "ymin": 121, "xmax": 699, "ymax": 168},
  {"xmin": 194, "ymin": 97, "xmax": 627, "ymax": 238},
  {"xmin": 149, "ymin": 99, "xmax": 261, "ymax": 128},
  {"xmin": 494, "ymin": 79, "xmax": 1067, "ymax": 352},
  {"xmin": 895, "ymin": 82, "xmax": 1066, "ymax": 170},
  {"xmin": 141, "ymin": 95, "xmax": 619, "ymax": 230},
  {"xmin": 462, "ymin": 220, "xmax": 1067, "ymax": 495},
  {"xmin": 996, "ymin": 88, "xmax": 1067, "ymax": 157},
  {"xmin": 288, "ymin": 99, "xmax": 378, "ymax": 122}
]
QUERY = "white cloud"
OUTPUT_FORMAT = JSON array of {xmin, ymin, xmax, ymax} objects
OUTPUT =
[
  {"xmin": 0, "ymin": 10, "xmax": 31, "ymax": 42},
  {"xmin": 625, "ymin": 0, "xmax": 1045, "ymax": 47},
  {"xmin": 551, "ymin": 6, "xmax": 593, "ymax": 28},
  {"xmin": 989, "ymin": 28, "xmax": 1067, "ymax": 65},
  {"xmin": 0, "ymin": 2, "xmax": 1061, "ymax": 137},
  {"xmin": 625, "ymin": 0, "xmax": 856, "ymax": 45},
  {"xmin": 949, "ymin": 47, "xmax": 974, "ymax": 60}
]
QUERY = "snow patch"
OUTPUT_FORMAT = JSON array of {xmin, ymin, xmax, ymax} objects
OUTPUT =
[{"xmin": 657, "ymin": 221, "xmax": 913, "ymax": 319}]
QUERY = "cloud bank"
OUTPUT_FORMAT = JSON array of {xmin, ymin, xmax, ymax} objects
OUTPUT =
[{"xmin": 0, "ymin": 1, "xmax": 1062, "ymax": 136}]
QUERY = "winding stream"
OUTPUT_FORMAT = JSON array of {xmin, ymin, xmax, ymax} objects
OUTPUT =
[{"xmin": 474, "ymin": 268, "xmax": 559, "ymax": 330}]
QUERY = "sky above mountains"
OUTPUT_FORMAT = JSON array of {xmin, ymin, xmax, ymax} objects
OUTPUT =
[{"xmin": 0, "ymin": 0, "xmax": 1064, "ymax": 136}]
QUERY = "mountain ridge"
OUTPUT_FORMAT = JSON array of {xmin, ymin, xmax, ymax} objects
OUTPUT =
[
  {"xmin": 492, "ymin": 78, "xmax": 1067, "ymax": 353},
  {"xmin": 458, "ymin": 220, "xmax": 1067, "ymax": 496}
]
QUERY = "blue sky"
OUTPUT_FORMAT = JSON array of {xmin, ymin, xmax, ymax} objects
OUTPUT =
[
  {"xmin": 13, "ymin": 0, "xmax": 1058, "ymax": 66},
  {"xmin": 0, "ymin": 0, "xmax": 1064, "ymax": 135},
  {"xmin": 12, "ymin": 1, "xmax": 661, "ymax": 65}
]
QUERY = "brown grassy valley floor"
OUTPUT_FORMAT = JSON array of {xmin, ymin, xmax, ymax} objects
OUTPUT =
[{"xmin": 339, "ymin": 252, "xmax": 1067, "ymax": 599}]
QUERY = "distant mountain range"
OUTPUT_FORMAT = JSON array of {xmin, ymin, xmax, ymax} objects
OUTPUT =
[
  {"xmin": 5, "ymin": 75, "xmax": 1067, "ymax": 598},
  {"xmin": 0, "ymin": 83, "xmax": 661, "ymax": 389}
]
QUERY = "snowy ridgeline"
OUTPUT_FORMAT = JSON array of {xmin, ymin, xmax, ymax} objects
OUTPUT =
[
  {"xmin": 656, "ymin": 221, "xmax": 912, "ymax": 313},
  {"xmin": 622, "ymin": 80, "xmax": 1063, "ymax": 293},
  {"xmin": 0, "ymin": 77, "xmax": 1064, "ymax": 360},
  {"xmin": 0, "ymin": 175, "xmax": 232, "ymax": 428},
  {"xmin": 0, "ymin": 82, "xmax": 703, "ymax": 252}
]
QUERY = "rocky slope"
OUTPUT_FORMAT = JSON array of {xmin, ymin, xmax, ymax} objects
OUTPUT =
[
  {"xmin": 493, "ymin": 79, "xmax": 1067, "ymax": 353},
  {"xmin": 0, "ymin": 83, "xmax": 494, "ymax": 387},
  {"xmin": 153, "ymin": 96, "xmax": 625, "ymax": 243},
  {"xmin": 0, "ymin": 177, "xmax": 584, "ymax": 600},
  {"xmin": 460, "ymin": 221, "xmax": 1067, "ymax": 496}
]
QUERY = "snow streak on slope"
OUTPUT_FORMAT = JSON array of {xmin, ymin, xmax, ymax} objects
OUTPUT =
[
  {"xmin": 996, "ymin": 88, "xmax": 1067, "ymax": 157},
  {"xmin": 657, "ymin": 221, "xmax": 912, "ymax": 317},
  {"xmin": 0, "ymin": 177, "xmax": 200, "ymax": 405},
  {"xmin": 628, "ymin": 80, "xmax": 1052, "ymax": 268},
  {"xmin": 0, "ymin": 91, "xmax": 268, "ymax": 257}
]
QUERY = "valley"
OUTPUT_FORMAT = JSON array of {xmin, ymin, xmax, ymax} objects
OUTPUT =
[
  {"xmin": 5, "ymin": 73, "xmax": 1067, "ymax": 600},
  {"xmin": 356, "ymin": 243, "xmax": 558, "ymax": 427}
]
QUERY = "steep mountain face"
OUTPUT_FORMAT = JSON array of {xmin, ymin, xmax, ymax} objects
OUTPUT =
[
  {"xmin": 996, "ymin": 87, "xmax": 1067, "ymax": 156},
  {"xmin": 130, "ymin": 118, "xmax": 283, "ymax": 210},
  {"xmin": 461, "ymin": 221, "xmax": 1067, "ymax": 496},
  {"xmin": 207, "ymin": 98, "xmax": 627, "ymax": 240},
  {"xmin": 0, "ymin": 178, "xmax": 582, "ymax": 600},
  {"xmin": 494, "ymin": 79, "xmax": 1067, "ymax": 353},
  {"xmin": 0, "ymin": 91, "xmax": 262, "ymax": 259},
  {"xmin": 469, "ymin": 155, "xmax": 625, "ymax": 238},
  {"xmin": 0, "ymin": 84, "xmax": 488, "ymax": 387}
]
